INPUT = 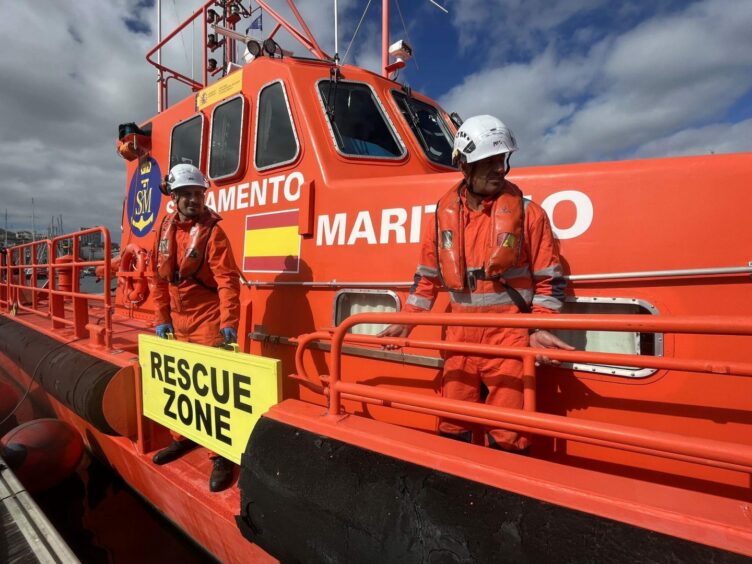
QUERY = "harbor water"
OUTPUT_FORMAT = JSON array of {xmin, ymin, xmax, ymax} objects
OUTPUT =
[{"xmin": 32, "ymin": 456, "xmax": 215, "ymax": 563}]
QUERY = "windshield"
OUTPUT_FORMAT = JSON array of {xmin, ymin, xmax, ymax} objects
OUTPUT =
[
  {"xmin": 318, "ymin": 81, "xmax": 404, "ymax": 158},
  {"xmin": 392, "ymin": 92, "xmax": 455, "ymax": 168}
]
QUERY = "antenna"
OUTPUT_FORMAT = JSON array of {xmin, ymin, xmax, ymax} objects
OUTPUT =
[
  {"xmin": 382, "ymin": 0, "xmax": 389, "ymax": 77},
  {"xmin": 381, "ymin": 0, "xmax": 448, "ymax": 77},
  {"xmin": 334, "ymin": 0, "xmax": 339, "ymax": 60},
  {"xmin": 156, "ymin": 0, "xmax": 162, "ymax": 113},
  {"xmin": 428, "ymin": 0, "xmax": 448, "ymax": 14}
]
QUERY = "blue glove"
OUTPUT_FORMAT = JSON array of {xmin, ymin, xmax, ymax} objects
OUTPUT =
[
  {"xmin": 221, "ymin": 327, "xmax": 238, "ymax": 344},
  {"xmin": 156, "ymin": 323, "xmax": 174, "ymax": 338}
]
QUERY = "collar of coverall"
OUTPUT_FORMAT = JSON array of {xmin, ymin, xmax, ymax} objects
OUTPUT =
[{"xmin": 461, "ymin": 179, "xmax": 510, "ymax": 211}]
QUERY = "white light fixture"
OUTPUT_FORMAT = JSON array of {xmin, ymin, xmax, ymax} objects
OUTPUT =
[{"xmin": 388, "ymin": 39, "xmax": 413, "ymax": 64}]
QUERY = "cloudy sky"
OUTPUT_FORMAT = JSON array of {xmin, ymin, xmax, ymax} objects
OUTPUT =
[{"xmin": 1, "ymin": 0, "xmax": 750, "ymax": 241}]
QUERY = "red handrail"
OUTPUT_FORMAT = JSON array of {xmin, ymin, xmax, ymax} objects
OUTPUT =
[
  {"xmin": 2, "ymin": 228, "xmax": 113, "ymax": 349},
  {"xmin": 145, "ymin": 0, "xmax": 329, "ymax": 112},
  {"xmin": 146, "ymin": 1, "xmax": 209, "ymax": 105},
  {"xmin": 256, "ymin": 0, "xmax": 328, "ymax": 60},
  {"xmin": 5, "ymin": 239, "xmax": 52, "ymax": 318},
  {"xmin": 291, "ymin": 312, "xmax": 752, "ymax": 473},
  {"xmin": 50, "ymin": 227, "xmax": 113, "ymax": 348}
]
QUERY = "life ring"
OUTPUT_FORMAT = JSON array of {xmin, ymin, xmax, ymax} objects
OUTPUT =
[{"xmin": 118, "ymin": 244, "xmax": 149, "ymax": 304}]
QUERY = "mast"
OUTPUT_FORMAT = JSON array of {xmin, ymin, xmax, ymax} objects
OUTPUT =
[
  {"xmin": 156, "ymin": 0, "xmax": 162, "ymax": 112},
  {"xmin": 334, "ymin": 0, "xmax": 339, "ymax": 59},
  {"xmin": 31, "ymin": 197, "xmax": 36, "ymax": 242},
  {"xmin": 381, "ymin": 0, "xmax": 389, "ymax": 77}
]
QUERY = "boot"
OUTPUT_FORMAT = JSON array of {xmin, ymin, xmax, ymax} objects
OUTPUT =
[
  {"xmin": 209, "ymin": 457, "xmax": 234, "ymax": 492},
  {"xmin": 152, "ymin": 440, "xmax": 195, "ymax": 465}
]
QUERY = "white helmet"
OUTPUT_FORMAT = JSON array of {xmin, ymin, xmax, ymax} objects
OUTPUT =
[
  {"xmin": 452, "ymin": 115, "xmax": 518, "ymax": 164},
  {"xmin": 165, "ymin": 163, "xmax": 210, "ymax": 193}
]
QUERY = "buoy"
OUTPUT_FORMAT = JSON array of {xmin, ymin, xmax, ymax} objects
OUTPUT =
[{"xmin": 1, "ymin": 418, "xmax": 84, "ymax": 492}]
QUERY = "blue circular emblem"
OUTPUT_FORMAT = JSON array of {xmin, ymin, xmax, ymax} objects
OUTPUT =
[{"xmin": 127, "ymin": 158, "xmax": 162, "ymax": 237}]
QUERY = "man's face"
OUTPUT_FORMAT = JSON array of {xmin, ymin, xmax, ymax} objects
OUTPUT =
[
  {"xmin": 462, "ymin": 153, "xmax": 507, "ymax": 196},
  {"xmin": 172, "ymin": 186, "xmax": 206, "ymax": 220}
]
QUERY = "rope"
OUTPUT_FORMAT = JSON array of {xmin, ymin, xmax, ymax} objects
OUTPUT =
[
  {"xmin": 395, "ymin": 0, "xmax": 419, "ymax": 70},
  {"xmin": 171, "ymin": 0, "xmax": 191, "ymax": 70},
  {"xmin": 342, "ymin": 0, "xmax": 373, "ymax": 65},
  {"xmin": 0, "ymin": 334, "xmax": 87, "ymax": 428}
]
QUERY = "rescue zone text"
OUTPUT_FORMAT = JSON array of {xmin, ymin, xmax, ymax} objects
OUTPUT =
[{"xmin": 139, "ymin": 335, "xmax": 281, "ymax": 463}]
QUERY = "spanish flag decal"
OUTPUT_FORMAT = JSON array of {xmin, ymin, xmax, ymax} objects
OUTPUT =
[{"xmin": 243, "ymin": 209, "xmax": 301, "ymax": 273}]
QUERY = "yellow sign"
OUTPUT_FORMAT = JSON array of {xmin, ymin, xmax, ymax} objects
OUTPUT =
[
  {"xmin": 195, "ymin": 69, "xmax": 244, "ymax": 111},
  {"xmin": 138, "ymin": 334, "xmax": 280, "ymax": 464}
]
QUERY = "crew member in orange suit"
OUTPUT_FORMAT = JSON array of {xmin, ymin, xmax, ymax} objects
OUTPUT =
[
  {"xmin": 151, "ymin": 163, "xmax": 240, "ymax": 492},
  {"xmin": 381, "ymin": 115, "xmax": 573, "ymax": 452}
]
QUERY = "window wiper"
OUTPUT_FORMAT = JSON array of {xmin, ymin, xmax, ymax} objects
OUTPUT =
[
  {"xmin": 325, "ymin": 66, "xmax": 345, "ymax": 146},
  {"xmin": 400, "ymin": 86, "xmax": 430, "ymax": 152}
]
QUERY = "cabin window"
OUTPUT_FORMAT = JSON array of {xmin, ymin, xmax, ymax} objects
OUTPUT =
[
  {"xmin": 334, "ymin": 290, "xmax": 401, "ymax": 336},
  {"xmin": 169, "ymin": 115, "xmax": 203, "ymax": 170},
  {"xmin": 318, "ymin": 81, "xmax": 405, "ymax": 159},
  {"xmin": 255, "ymin": 81, "xmax": 299, "ymax": 170},
  {"xmin": 209, "ymin": 96, "xmax": 246, "ymax": 180},
  {"xmin": 392, "ymin": 92, "xmax": 455, "ymax": 167},
  {"xmin": 551, "ymin": 297, "xmax": 662, "ymax": 378}
]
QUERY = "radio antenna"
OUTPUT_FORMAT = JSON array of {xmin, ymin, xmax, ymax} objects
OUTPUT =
[
  {"xmin": 334, "ymin": 0, "xmax": 339, "ymax": 60},
  {"xmin": 428, "ymin": 0, "xmax": 448, "ymax": 14}
]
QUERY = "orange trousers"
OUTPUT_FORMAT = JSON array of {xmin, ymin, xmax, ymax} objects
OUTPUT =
[{"xmin": 438, "ymin": 324, "xmax": 529, "ymax": 451}]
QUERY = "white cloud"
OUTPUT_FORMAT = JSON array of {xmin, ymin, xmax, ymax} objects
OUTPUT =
[
  {"xmin": 440, "ymin": 0, "xmax": 752, "ymax": 165},
  {"xmin": 1, "ymin": 0, "xmax": 750, "ymax": 241},
  {"xmin": 439, "ymin": 44, "xmax": 607, "ymax": 164},
  {"xmin": 632, "ymin": 118, "xmax": 752, "ymax": 158},
  {"xmin": 450, "ymin": 0, "xmax": 606, "ymax": 56},
  {"xmin": 0, "ymin": 1, "xmax": 155, "ymax": 237},
  {"xmin": 0, "ymin": 0, "xmax": 364, "ymax": 238}
]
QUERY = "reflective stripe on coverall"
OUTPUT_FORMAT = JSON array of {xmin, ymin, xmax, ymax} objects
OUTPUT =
[
  {"xmin": 153, "ymin": 217, "xmax": 240, "ymax": 346},
  {"xmin": 404, "ymin": 181, "xmax": 565, "ymax": 450}
]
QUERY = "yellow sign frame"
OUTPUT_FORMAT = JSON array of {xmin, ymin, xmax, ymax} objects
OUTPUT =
[
  {"xmin": 195, "ymin": 69, "xmax": 244, "ymax": 111},
  {"xmin": 139, "ymin": 334, "xmax": 280, "ymax": 464}
]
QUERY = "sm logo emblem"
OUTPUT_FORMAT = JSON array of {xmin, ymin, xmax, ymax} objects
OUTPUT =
[{"xmin": 127, "ymin": 158, "xmax": 162, "ymax": 237}]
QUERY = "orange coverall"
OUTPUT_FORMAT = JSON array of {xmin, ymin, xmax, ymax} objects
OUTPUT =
[
  {"xmin": 404, "ymin": 181, "xmax": 565, "ymax": 450},
  {"xmin": 153, "ymin": 216, "xmax": 241, "ymax": 450},
  {"xmin": 153, "ymin": 218, "xmax": 240, "ymax": 346}
]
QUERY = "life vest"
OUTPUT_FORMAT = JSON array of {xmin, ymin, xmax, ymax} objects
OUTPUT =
[
  {"xmin": 156, "ymin": 209, "xmax": 222, "ymax": 284},
  {"xmin": 435, "ymin": 180, "xmax": 524, "ymax": 291}
]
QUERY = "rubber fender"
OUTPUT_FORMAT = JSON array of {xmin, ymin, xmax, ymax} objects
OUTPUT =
[
  {"xmin": 0, "ymin": 316, "xmax": 119, "ymax": 435},
  {"xmin": 236, "ymin": 417, "xmax": 748, "ymax": 564},
  {"xmin": 1, "ymin": 418, "xmax": 84, "ymax": 493}
]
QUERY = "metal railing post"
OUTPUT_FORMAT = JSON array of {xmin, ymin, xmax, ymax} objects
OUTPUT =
[{"xmin": 293, "ymin": 311, "xmax": 752, "ymax": 473}]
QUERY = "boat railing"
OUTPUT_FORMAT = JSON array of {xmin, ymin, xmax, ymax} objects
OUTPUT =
[
  {"xmin": 3, "ymin": 239, "xmax": 51, "ymax": 317},
  {"xmin": 1, "ymin": 227, "xmax": 113, "ymax": 349},
  {"xmin": 0, "ymin": 248, "xmax": 4, "ymax": 309},
  {"xmin": 292, "ymin": 312, "xmax": 752, "ymax": 474},
  {"xmin": 146, "ymin": 0, "xmax": 328, "ymax": 112}
]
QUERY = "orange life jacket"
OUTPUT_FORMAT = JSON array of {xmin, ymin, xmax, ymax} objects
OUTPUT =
[
  {"xmin": 156, "ymin": 209, "xmax": 222, "ymax": 284},
  {"xmin": 436, "ymin": 180, "xmax": 524, "ymax": 291}
]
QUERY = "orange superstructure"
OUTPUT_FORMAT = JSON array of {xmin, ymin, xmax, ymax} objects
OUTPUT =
[{"xmin": 1, "ymin": 1, "xmax": 751, "ymax": 562}]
